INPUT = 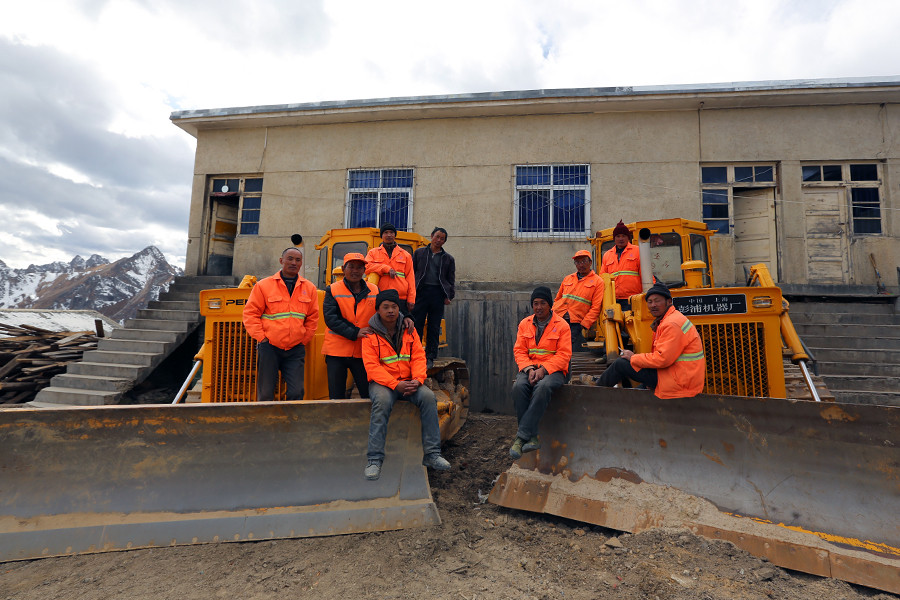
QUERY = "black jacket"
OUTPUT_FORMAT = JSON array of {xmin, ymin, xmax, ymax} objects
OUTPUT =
[{"xmin": 413, "ymin": 247, "xmax": 456, "ymax": 301}]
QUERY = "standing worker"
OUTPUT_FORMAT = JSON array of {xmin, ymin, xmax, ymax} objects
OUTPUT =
[
  {"xmin": 599, "ymin": 220, "xmax": 643, "ymax": 309},
  {"xmin": 597, "ymin": 283, "xmax": 705, "ymax": 398},
  {"xmin": 553, "ymin": 250, "xmax": 604, "ymax": 352},
  {"xmin": 365, "ymin": 223, "xmax": 416, "ymax": 314},
  {"xmin": 412, "ymin": 227, "xmax": 456, "ymax": 370},
  {"xmin": 509, "ymin": 286, "xmax": 572, "ymax": 459},
  {"xmin": 242, "ymin": 247, "xmax": 319, "ymax": 401},
  {"xmin": 322, "ymin": 252, "xmax": 378, "ymax": 399},
  {"xmin": 362, "ymin": 289, "xmax": 451, "ymax": 480}
]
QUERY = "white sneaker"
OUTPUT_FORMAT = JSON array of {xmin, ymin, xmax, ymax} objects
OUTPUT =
[{"xmin": 364, "ymin": 461, "xmax": 382, "ymax": 480}]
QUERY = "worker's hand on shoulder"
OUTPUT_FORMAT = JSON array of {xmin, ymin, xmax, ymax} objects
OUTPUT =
[{"xmin": 357, "ymin": 327, "xmax": 374, "ymax": 338}]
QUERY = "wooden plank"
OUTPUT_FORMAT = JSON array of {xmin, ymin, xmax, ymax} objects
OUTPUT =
[
  {"xmin": 56, "ymin": 332, "xmax": 88, "ymax": 346},
  {"xmin": 0, "ymin": 357, "xmax": 24, "ymax": 379}
]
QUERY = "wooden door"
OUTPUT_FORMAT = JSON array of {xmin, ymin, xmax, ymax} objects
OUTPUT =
[
  {"xmin": 205, "ymin": 198, "xmax": 238, "ymax": 276},
  {"xmin": 733, "ymin": 188, "xmax": 778, "ymax": 283},
  {"xmin": 803, "ymin": 189, "xmax": 848, "ymax": 284}
]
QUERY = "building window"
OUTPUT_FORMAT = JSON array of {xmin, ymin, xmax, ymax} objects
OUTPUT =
[
  {"xmin": 209, "ymin": 176, "xmax": 263, "ymax": 235},
  {"xmin": 699, "ymin": 164, "xmax": 777, "ymax": 234},
  {"xmin": 801, "ymin": 163, "xmax": 882, "ymax": 235},
  {"xmin": 514, "ymin": 164, "xmax": 590, "ymax": 239},
  {"xmin": 346, "ymin": 168, "xmax": 414, "ymax": 230}
]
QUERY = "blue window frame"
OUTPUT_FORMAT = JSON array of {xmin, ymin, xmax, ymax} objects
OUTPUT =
[
  {"xmin": 514, "ymin": 164, "xmax": 590, "ymax": 238},
  {"xmin": 347, "ymin": 168, "xmax": 414, "ymax": 230},
  {"xmin": 210, "ymin": 176, "xmax": 263, "ymax": 236}
]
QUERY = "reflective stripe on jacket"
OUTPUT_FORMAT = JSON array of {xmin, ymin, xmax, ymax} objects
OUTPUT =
[
  {"xmin": 361, "ymin": 326, "xmax": 427, "ymax": 389},
  {"xmin": 600, "ymin": 243, "xmax": 643, "ymax": 300},
  {"xmin": 322, "ymin": 279, "xmax": 377, "ymax": 358},
  {"xmin": 365, "ymin": 244, "xmax": 416, "ymax": 304},
  {"xmin": 630, "ymin": 305, "xmax": 706, "ymax": 399},
  {"xmin": 553, "ymin": 271, "xmax": 605, "ymax": 328},
  {"xmin": 513, "ymin": 312, "xmax": 572, "ymax": 375},
  {"xmin": 242, "ymin": 271, "xmax": 319, "ymax": 350}
]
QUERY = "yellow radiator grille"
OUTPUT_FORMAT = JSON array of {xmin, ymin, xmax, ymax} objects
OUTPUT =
[
  {"xmin": 209, "ymin": 321, "xmax": 284, "ymax": 402},
  {"xmin": 697, "ymin": 322, "xmax": 769, "ymax": 397}
]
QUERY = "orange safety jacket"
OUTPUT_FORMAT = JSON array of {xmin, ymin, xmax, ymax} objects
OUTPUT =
[
  {"xmin": 362, "ymin": 326, "xmax": 427, "ymax": 389},
  {"xmin": 514, "ymin": 312, "xmax": 572, "ymax": 376},
  {"xmin": 321, "ymin": 279, "xmax": 378, "ymax": 358},
  {"xmin": 365, "ymin": 244, "xmax": 416, "ymax": 305},
  {"xmin": 553, "ymin": 271, "xmax": 605, "ymax": 329},
  {"xmin": 242, "ymin": 271, "xmax": 319, "ymax": 351},
  {"xmin": 630, "ymin": 305, "xmax": 706, "ymax": 399},
  {"xmin": 600, "ymin": 243, "xmax": 643, "ymax": 300}
]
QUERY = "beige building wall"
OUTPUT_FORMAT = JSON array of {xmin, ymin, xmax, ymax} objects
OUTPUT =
[{"xmin": 179, "ymin": 89, "xmax": 900, "ymax": 291}]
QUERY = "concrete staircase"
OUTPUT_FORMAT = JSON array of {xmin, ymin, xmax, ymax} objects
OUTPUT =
[
  {"xmin": 33, "ymin": 275, "xmax": 237, "ymax": 405},
  {"xmin": 787, "ymin": 296, "xmax": 900, "ymax": 406}
]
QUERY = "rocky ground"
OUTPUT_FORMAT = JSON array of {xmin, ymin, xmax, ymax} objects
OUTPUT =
[{"xmin": 2, "ymin": 413, "xmax": 897, "ymax": 600}]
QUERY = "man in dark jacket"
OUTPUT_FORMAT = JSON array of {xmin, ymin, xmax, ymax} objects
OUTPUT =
[{"xmin": 412, "ymin": 227, "xmax": 456, "ymax": 370}]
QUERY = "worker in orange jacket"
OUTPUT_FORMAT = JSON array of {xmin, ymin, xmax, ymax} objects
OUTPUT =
[
  {"xmin": 599, "ymin": 220, "xmax": 644, "ymax": 308},
  {"xmin": 322, "ymin": 252, "xmax": 378, "ymax": 399},
  {"xmin": 597, "ymin": 283, "xmax": 705, "ymax": 399},
  {"xmin": 361, "ymin": 289, "xmax": 450, "ymax": 480},
  {"xmin": 365, "ymin": 223, "xmax": 416, "ymax": 313},
  {"xmin": 510, "ymin": 286, "xmax": 572, "ymax": 459},
  {"xmin": 242, "ymin": 247, "xmax": 319, "ymax": 401},
  {"xmin": 554, "ymin": 249, "xmax": 605, "ymax": 353}
]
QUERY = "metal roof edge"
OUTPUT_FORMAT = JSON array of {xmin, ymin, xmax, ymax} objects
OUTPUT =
[{"xmin": 169, "ymin": 75, "xmax": 900, "ymax": 121}]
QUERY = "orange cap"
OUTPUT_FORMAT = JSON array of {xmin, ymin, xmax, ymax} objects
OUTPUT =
[
  {"xmin": 572, "ymin": 250, "xmax": 592, "ymax": 260},
  {"xmin": 342, "ymin": 252, "xmax": 366, "ymax": 266}
]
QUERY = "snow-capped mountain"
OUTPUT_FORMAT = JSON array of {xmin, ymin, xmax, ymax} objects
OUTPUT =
[{"xmin": 0, "ymin": 247, "xmax": 183, "ymax": 322}]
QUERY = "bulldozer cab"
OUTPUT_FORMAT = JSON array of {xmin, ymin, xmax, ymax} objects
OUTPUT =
[
  {"xmin": 315, "ymin": 227, "xmax": 425, "ymax": 288},
  {"xmin": 592, "ymin": 218, "xmax": 715, "ymax": 289}
]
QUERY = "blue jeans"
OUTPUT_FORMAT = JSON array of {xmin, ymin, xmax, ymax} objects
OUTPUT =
[
  {"xmin": 256, "ymin": 342, "xmax": 305, "ymax": 401},
  {"xmin": 511, "ymin": 370, "xmax": 566, "ymax": 440},
  {"xmin": 367, "ymin": 382, "xmax": 441, "ymax": 463}
]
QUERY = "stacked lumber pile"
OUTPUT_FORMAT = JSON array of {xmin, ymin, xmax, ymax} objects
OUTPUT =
[{"xmin": 0, "ymin": 322, "xmax": 103, "ymax": 404}]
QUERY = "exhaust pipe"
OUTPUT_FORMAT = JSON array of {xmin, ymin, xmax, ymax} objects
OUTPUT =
[{"xmin": 638, "ymin": 228, "xmax": 653, "ymax": 292}]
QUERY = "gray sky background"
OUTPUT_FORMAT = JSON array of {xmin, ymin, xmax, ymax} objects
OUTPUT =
[{"xmin": 2, "ymin": 0, "xmax": 899, "ymax": 269}]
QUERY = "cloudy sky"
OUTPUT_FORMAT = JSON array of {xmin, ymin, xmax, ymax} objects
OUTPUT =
[{"xmin": 1, "ymin": 0, "xmax": 898, "ymax": 269}]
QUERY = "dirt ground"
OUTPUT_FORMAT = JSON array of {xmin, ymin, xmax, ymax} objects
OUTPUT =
[{"xmin": 2, "ymin": 413, "xmax": 897, "ymax": 600}]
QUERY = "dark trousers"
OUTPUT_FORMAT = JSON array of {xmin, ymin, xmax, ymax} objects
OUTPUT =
[
  {"xmin": 511, "ymin": 370, "xmax": 567, "ymax": 440},
  {"xmin": 256, "ymin": 342, "xmax": 305, "ymax": 401},
  {"xmin": 598, "ymin": 357, "xmax": 658, "ymax": 390},
  {"xmin": 412, "ymin": 284, "xmax": 446, "ymax": 359},
  {"xmin": 325, "ymin": 355, "xmax": 370, "ymax": 399},
  {"xmin": 564, "ymin": 317, "xmax": 588, "ymax": 353}
]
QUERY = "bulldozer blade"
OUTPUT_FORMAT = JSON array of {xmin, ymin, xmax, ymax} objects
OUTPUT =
[
  {"xmin": 489, "ymin": 386, "xmax": 900, "ymax": 594},
  {"xmin": 0, "ymin": 400, "xmax": 439, "ymax": 561}
]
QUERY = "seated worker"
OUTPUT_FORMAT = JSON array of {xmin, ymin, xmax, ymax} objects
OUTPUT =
[
  {"xmin": 510, "ymin": 286, "xmax": 572, "ymax": 459},
  {"xmin": 599, "ymin": 220, "xmax": 643, "ymax": 310},
  {"xmin": 597, "ymin": 283, "xmax": 705, "ymax": 399},
  {"xmin": 365, "ymin": 223, "xmax": 416, "ymax": 314},
  {"xmin": 322, "ymin": 252, "xmax": 378, "ymax": 399},
  {"xmin": 553, "ymin": 249, "xmax": 604, "ymax": 352},
  {"xmin": 361, "ymin": 289, "xmax": 451, "ymax": 480}
]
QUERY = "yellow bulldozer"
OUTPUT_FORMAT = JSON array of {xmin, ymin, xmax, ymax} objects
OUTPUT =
[
  {"xmin": 489, "ymin": 218, "xmax": 900, "ymax": 594},
  {"xmin": 0, "ymin": 228, "xmax": 468, "ymax": 562}
]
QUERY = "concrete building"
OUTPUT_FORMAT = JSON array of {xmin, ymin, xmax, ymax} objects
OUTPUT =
[
  {"xmin": 172, "ymin": 76, "xmax": 900, "ymax": 293},
  {"xmin": 171, "ymin": 77, "xmax": 900, "ymax": 411}
]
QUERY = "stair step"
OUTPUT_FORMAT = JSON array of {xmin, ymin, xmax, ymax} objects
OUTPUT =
[
  {"xmin": 831, "ymin": 390, "xmax": 900, "ymax": 407},
  {"xmin": 50, "ymin": 374, "xmax": 133, "ymax": 392},
  {"xmin": 32, "ymin": 387, "xmax": 121, "ymax": 406},
  {"xmin": 97, "ymin": 339, "xmax": 172, "ymax": 354},
  {"xmin": 123, "ymin": 318, "xmax": 193, "ymax": 332},
  {"xmin": 174, "ymin": 275, "xmax": 237, "ymax": 286},
  {"xmin": 109, "ymin": 328, "xmax": 184, "ymax": 343},
  {"xmin": 67, "ymin": 362, "xmax": 150, "ymax": 379},
  {"xmin": 147, "ymin": 300, "xmax": 199, "ymax": 311},
  {"xmin": 136, "ymin": 308, "xmax": 200, "ymax": 321},
  {"xmin": 157, "ymin": 290, "xmax": 203, "ymax": 302},
  {"xmin": 822, "ymin": 375, "xmax": 900, "ymax": 391},
  {"xmin": 787, "ymin": 302, "xmax": 897, "ymax": 316},
  {"xmin": 81, "ymin": 350, "xmax": 159, "ymax": 366},
  {"xmin": 794, "ymin": 324, "xmax": 900, "ymax": 339},
  {"xmin": 789, "ymin": 313, "xmax": 899, "ymax": 326},
  {"xmin": 801, "ymin": 335, "xmax": 900, "ymax": 350},
  {"xmin": 816, "ymin": 361, "xmax": 900, "ymax": 377}
]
